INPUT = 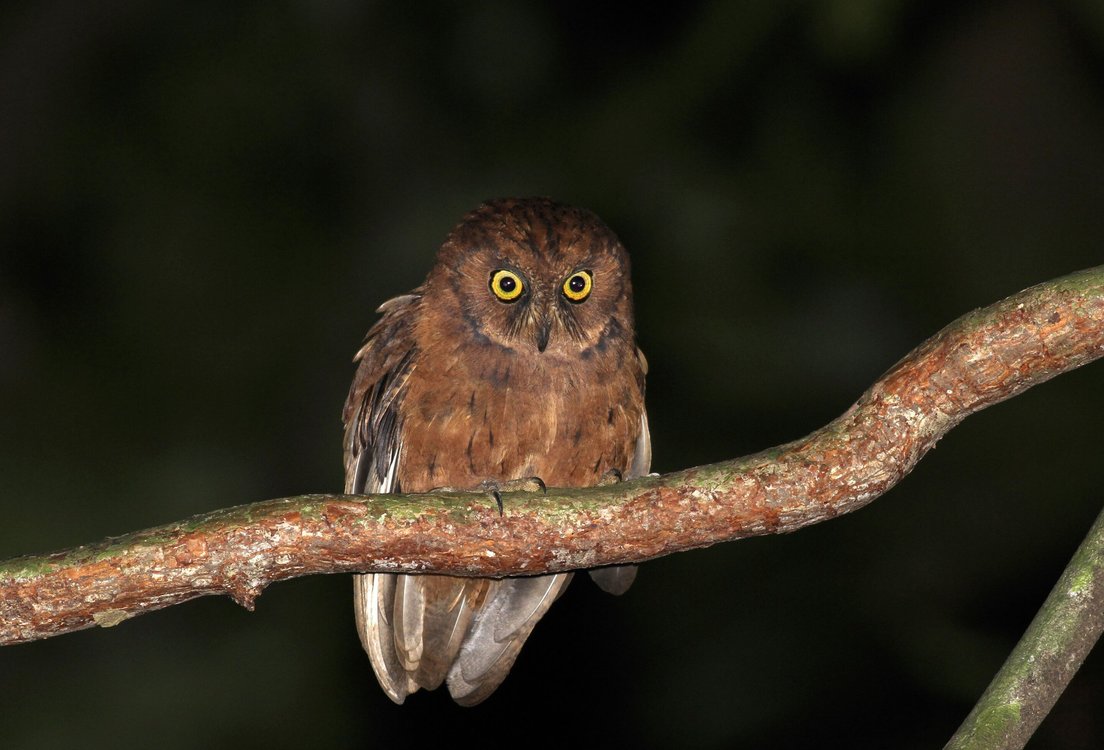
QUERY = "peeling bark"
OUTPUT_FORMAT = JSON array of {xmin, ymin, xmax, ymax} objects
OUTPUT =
[{"xmin": 1, "ymin": 266, "xmax": 1102, "ymax": 651}]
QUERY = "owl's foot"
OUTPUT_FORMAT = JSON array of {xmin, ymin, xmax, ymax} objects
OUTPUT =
[{"xmin": 478, "ymin": 476, "xmax": 547, "ymax": 516}]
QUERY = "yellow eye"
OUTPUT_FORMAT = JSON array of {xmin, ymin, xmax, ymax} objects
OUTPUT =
[
  {"xmin": 490, "ymin": 269, "xmax": 524, "ymax": 302},
  {"xmin": 562, "ymin": 270, "xmax": 593, "ymax": 302}
]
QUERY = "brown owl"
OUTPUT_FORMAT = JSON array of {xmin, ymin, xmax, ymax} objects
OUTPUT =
[{"xmin": 343, "ymin": 197, "xmax": 650, "ymax": 705}]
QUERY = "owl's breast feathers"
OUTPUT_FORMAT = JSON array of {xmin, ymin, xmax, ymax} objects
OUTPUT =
[{"xmin": 344, "ymin": 290, "xmax": 647, "ymax": 496}]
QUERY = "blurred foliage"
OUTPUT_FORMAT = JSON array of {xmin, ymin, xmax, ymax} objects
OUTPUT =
[{"xmin": 2, "ymin": 1, "xmax": 1103, "ymax": 748}]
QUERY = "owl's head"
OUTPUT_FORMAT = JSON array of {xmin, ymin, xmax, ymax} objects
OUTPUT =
[{"xmin": 426, "ymin": 197, "xmax": 635, "ymax": 357}]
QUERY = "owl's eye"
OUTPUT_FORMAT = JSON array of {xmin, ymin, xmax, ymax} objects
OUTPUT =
[
  {"xmin": 562, "ymin": 270, "xmax": 593, "ymax": 302},
  {"xmin": 490, "ymin": 269, "xmax": 524, "ymax": 302}
]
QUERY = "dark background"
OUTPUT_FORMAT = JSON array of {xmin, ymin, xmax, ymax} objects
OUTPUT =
[{"xmin": 2, "ymin": 2, "xmax": 1103, "ymax": 748}]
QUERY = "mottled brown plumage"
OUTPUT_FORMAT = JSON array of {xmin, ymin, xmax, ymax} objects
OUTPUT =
[{"xmin": 343, "ymin": 198, "xmax": 649, "ymax": 705}]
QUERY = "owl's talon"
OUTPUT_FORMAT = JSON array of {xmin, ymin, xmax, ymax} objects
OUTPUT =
[{"xmin": 477, "ymin": 476, "xmax": 548, "ymax": 515}]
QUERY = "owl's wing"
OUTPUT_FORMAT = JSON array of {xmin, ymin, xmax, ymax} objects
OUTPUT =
[
  {"xmin": 345, "ymin": 293, "xmax": 438, "ymax": 704},
  {"xmin": 588, "ymin": 346, "xmax": 651, "ymax": 596},
  {"xmin": 343, "ymin": 293, "xmax": 420, "ymax": 497},
  {"xmin": 587, "ymin": 410, "xmax": 650, "ymax": 595},
  {"xmin": 629, "ymin": 408, "xmax": 652, "ymax": 480},
  {"xmin": 445, "ymin": 573, "xmax": 572, "ymax": 706},
  {"xmin": 627, "ymin": 346, "xmax": 652, "ymax": 480}
]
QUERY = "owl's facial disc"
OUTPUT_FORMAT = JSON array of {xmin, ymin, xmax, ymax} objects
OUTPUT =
[
  {"xmin": 485, "ymin": 266, "xmax": 596, "ymax": 353},
  {"xmin": 432, "ymin": 198, "xmax": 633, "ymax": 358}
]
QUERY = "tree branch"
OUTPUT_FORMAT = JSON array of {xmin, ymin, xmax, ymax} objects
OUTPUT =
[
  {"xmin": 2, "ymin": 266, "xmax": 1103, "ymax": 651},
  {"xmin": 944, "ymin": 502, "xmax": 1104, "ymax": 750}
]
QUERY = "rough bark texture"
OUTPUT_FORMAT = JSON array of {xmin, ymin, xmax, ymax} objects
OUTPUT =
[
  {"xmin": 1, "ymin": 266, "xmax": 1102, "ymax": 649},
  {"xmin": 944, "ymin": 504, "xmax": 1104, "ymax": 750}
]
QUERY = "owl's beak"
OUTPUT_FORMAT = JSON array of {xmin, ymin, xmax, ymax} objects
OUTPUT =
[{"xmin": 535, "ymin": 317, "xmax": 552, "ymax": 353}]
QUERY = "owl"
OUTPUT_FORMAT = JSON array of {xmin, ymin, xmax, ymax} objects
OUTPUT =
[{"xmin": 343, "ymin": 197, "xmax": 650, "ymax": 705}]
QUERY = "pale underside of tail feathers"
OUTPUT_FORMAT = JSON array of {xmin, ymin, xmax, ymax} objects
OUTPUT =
[{"xmin": 354, "ymin": 570, "xmax": 573, "ymax": 705}]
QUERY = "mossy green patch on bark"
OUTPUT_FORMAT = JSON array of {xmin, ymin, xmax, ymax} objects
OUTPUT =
[
  {"xmin": 1050, "ymin": 265, "xmax": 1104, "ymax": 296},
  {"xmin": 949, "ymin": 703, "xmax": 1022, "ymax": 750}
]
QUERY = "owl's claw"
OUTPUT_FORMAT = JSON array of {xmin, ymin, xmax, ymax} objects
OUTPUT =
[{"xmin": 478, "ymin": 476, "xmax": 547, "ymax": 516}]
